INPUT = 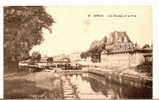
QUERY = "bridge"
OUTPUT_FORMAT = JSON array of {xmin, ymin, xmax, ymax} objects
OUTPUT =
[{"xmin": 18, "ymin": 61, "xmax": 81, "ymax": 72}]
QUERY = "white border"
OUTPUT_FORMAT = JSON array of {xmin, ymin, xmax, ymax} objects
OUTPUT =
[
  {"xmin": 0, "ymin": 6, "xmax": 3, "ymax": 98},
  {"xmin": 0, "ymin": 0, "xmax": 154, "ymax": 6},
  {"xmin": 153, "ymin": 3, "xmax": 159, "ymax": 99},
  {"xmin": 0, "ymin": 0, "xmax": 159, "ymax": 99}
]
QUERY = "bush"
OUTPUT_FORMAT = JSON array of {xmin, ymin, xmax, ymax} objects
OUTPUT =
[{"xmin": 31, "ymin": 51, "xmax": 41, "ymax": 62}]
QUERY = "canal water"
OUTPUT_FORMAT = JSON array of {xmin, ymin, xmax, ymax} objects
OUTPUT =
[{"xmin": 62, "ymin": 73, "xmax": 152, "ymax": 99}]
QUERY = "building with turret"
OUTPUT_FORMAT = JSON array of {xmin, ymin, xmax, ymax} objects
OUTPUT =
[{"xmin": 100, "ymin": 31, "xmax": 152, "ymax": 69}]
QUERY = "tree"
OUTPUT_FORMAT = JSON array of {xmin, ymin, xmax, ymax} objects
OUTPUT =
[
  {"xmin": 89, "ymin": 40, "xmax": 99, "ymax": 51},
  {"xmin": 80, "ymin": 52, "xmax": 85, "ymax": 59},
  {"xmin": 99, "ymin": 36, "xmax": 107, "ymax": 49},
  {"xmin": 80, "ymin": 51, "xmax": 91, "ymax": 59},
  {"xmin": 31, "ymin": 51, "xmax": 41, "ymax": 62},
  {"xmin": 142, "ymin": 44, "xmax": 150, "ymax": 49},
  {"xmin": 47, "ymin": 57, "xmax": 54, "ymax": 64},
  {"xmin": 89, "ymin": 39, "xmax": 105, "ymax": 63},
  {"xmin": 4, "ymin": 6, "xmax": 54, "ymax": 71}
]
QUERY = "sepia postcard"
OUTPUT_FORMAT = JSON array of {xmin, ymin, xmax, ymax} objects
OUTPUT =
[{"xmin": 4, "ymin": 6, "xmax": 152, "ymax": 99}]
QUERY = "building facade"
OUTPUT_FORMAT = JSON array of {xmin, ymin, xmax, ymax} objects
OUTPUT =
[{"xmin": 101, "ymin": 43, "xmax": 152, "ymax": 68}]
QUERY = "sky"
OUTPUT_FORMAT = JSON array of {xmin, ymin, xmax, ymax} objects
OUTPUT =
[{"xmin": 30, "ymin": 6, "xmax": 152, "ymax": 56}]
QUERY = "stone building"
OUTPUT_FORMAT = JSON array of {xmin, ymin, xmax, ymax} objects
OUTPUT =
[{"xmin": 101, "ymin": 42, "xmax": 152, "ymax": 68}]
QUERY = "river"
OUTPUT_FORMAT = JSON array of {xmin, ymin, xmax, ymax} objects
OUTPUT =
[
  {"xmin": 4, "ymin": 69, "xmax": 152, "ymax": 99},
  {"xmin": 62, "ymin": 72, "xmax": 152, "ymax": 99}
]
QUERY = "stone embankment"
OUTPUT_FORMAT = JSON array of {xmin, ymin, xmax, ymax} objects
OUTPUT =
[
  {"xmin": 86, "ymin": 67, "xmax": 152, "ymax": 88},
  {"xmin": 61, "ymin": 75, "xmax": 79, "ymax": 99},
  {"xmin": 78, "ymin": 62, "xmax": 152, "ymax": 88}
]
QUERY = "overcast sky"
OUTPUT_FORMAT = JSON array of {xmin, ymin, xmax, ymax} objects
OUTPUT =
[{"xmin": 30, "ymin": 6, "xmax": 152, "ymax": 56}]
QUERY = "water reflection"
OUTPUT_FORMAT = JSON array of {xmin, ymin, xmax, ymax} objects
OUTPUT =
[{"xmin": 65, "ymin": 73, "xmax": 152, "ymax": 99}]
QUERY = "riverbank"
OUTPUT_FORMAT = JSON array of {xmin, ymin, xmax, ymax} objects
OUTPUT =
[
  {"xmin": 78, "ymin": 62, "xmax": 152, "ymax": 88},
  {"xmin": 4, "ymin": 70, "xmax": 64, "ymax": 99},
  {"xmin": 4, "ymin": 68, "xmax": 152, "ymax": 99}
]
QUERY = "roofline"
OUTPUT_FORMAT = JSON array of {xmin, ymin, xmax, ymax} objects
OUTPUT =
[{"xmin": 102, "ymin": 48, "xmax": 152, "ymax": 55}]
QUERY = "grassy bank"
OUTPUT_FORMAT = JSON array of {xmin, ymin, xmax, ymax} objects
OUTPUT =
[{"xmin": 4, "ymin": 70, "xmax": 64, "ymax": 99}]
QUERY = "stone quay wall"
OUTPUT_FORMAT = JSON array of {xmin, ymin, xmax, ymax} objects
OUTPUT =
[{"xmin": 87, "ymin": 67, "xmax": 152, "ymax": 89}]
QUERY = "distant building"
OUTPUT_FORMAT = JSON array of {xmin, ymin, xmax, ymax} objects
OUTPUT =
[
  {"xmin": 69, "ymin": 52, "xmax": 81, "ymax": 63},
  {"xmin": 53, "ymin": 54, "xmax": 69, "ymax": 61}
]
